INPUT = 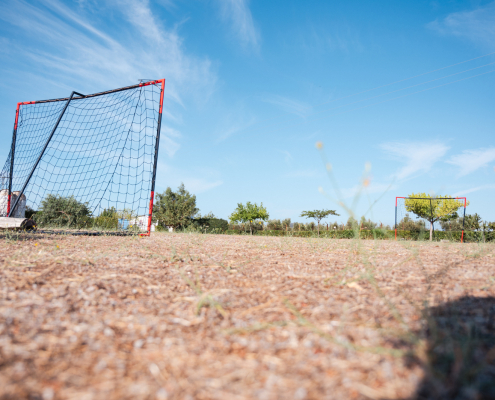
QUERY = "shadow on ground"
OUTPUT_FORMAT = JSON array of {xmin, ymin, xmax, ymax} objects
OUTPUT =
[{"xmin": 407, "ymin": 296, "xmax": 495, "ymax": 400}]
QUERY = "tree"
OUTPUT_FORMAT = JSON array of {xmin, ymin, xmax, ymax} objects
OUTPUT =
[
  {"xmin": 152, "ymin": 183, "xmax": 199, "ymax": 231},
  {"xmin": 229, "ymin": 202, "xmax": 269, "ymax": 235},
  {"xmin": 95, "ymin": 207, "xmax": 119, "ymax": 229},
  {"xmin": 405, "ymin": 193, "xmax": 467, "ymax": 241},
  {"xmin": 398, "ymin": 213, "xmax": 425, "ymax": 232},
  {"xmin": 300, "ymin": 209, "xmax": 339, "ymax": 237},
  {"xmin": 36, "ymin": 194, "xmax": 92, "ymax": 228}
]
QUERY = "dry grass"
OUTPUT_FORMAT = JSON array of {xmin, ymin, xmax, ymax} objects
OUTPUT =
[{"xmin": 0, "ymin": 232, "xmax": 494, "ymax": 400}]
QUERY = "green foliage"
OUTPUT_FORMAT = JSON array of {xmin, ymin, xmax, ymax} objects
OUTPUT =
[
  {"xmin": 207, "ymin": 218, "xmax": 229, "ymax": 232},
  {"xmin": 359, "ymin": 216, "xmax": 377, "ymax": 230},
  {"xmin": 267, "ymin": 219, "xmax": 282, "ymax": 230},
  {"xmin": 292, "ymin": 222, "xmax": 304, "ymax": 231},
  {"xmin": 300, "ymin": 209, "xmax": 339, "ymax": 237},
  {"xmin": 346, "ymin": 216, "xmax": 358, "ymax": 230},
  {"xmin": 35, "ymin": 194, "xmax": 92, "ymax": 228},
  {"xmin": 100, "ymin": 207, "xmax": 117, "ymax": 218},
  {"xmin": 94, "ymin": 207, "xmax": 119, "ymax": 229},
  {"xmin": 281, "ymin": 218, "xmax": 291, "ymax": 230},
  {"xmin": 229, "ymin": 202, "xmax": 269, "ymax": 235},
  {"xmin": 191, "ymin": 214, "xmax": 229, "ymax": 233},
  {"xmin": 405, "ymin": 193, "xmax": 466, "ymax": 240},
  {"xmin": 464, "ymin": 213, "xmax": 483, "ymax": 231},
  {"xmin": 397, "ymin": 213, "xmax": 426, "ymax": 232},
  {"xmin": 153, "ymin": 183, "xmax": 199, "ymax": 230}
]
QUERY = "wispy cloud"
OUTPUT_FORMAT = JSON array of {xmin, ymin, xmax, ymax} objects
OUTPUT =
[
  {"xmin": 428, "ymin": 1, "xmax": 495, "ymax": 49},
  {"xmin": 216, "ymin": 112, "xmax": 257, "ymax": 142},
  {"xmin": 262, "ymin": 95, "xmax": 312, "ymax": 118},
  {"xmin": 181, "ymin": 178, "xmax": 223, "ymax": 194},
  {"xmin": 161, "ymin": 127, "xmax": 181, "ymax": 157},
  {"xmin": 0, "ymin": 0, "xmax": 215, "ymax": 105},
  {"xmin": 453, "ymin": 183, "xmax": 495, "ymax": 197},
  {"xmin": 293, "ymin": 22, "xmax": 363, "ymax": 54},
  {"xmin": 279, "ymin": 150, "xmax": 293, "ymax": 164},
  {"xmin": 156, "ymin": 162, "xmax": 223, "ymax": 194},
  {"xmin": 216, "ymin": 0, "xmax": 260, "ymax": 50},
  {"xmin": 447, "ymin": 147, "xmax": 495, "ymax": 177},
  {"xmin": 380, "ymin": 141, "xmax": 449, "ymax": 180}
]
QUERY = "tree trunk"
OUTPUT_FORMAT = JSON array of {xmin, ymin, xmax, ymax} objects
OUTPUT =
[
  {"xmin": 250, "ymin": 223, "xmax": 252, "ymax": 235},
  {"xmin": 429, "ymin": 221, "xmax": 433, "ymax": 241},
  {"xmin": 317, "ymin": 222, "xmax": 320, "ymax": 237}
]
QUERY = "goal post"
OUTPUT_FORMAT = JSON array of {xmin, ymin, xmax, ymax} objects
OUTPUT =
[
  {"xmin": 395, "ymin": 196, "xmax": 467, "ymax": 242},
  {"xmin": 0, "ymin": 79, "xmax": 165, "ymax": 235}
]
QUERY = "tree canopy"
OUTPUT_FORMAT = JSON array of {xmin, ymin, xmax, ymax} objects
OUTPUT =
[
  {"xmin": 152, "ymin": 183, "xmax": 199, "ymax": 231},
  {"xmin": 229, "ymin": 202, "xmax": 269, "ymax": 235},
  {"xmin": 36, "ymin": 194, "xmax": 92, "ymax": 228},
  {"xmin": 405, "ymin": 193, "xmax": 467, "ymax": 240},
  {"xmin": 300, "ymin": 209, "xmax": 339, "ymax": 236}
]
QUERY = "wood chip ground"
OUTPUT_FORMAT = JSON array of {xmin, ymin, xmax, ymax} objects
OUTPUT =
[{"xmin": 1, "ymin": 233, "xmax": 494, "ymax": 399}]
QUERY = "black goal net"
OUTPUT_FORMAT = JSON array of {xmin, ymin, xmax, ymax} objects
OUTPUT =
[{"xmin": 0, "ymin": 80, "xmax": 165, "ymax": 235}]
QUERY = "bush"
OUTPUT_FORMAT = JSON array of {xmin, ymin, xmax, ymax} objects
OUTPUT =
[
  {"xmin": 190, "ymin": 217, "xmax": 229, "ymax": 233},
  {"xmin": 207, "ymin": 218, "xmax": 229, "ymax": 232},
  {"xmin": 94, "ymin": 207, "xmax": 118, "ymax": 229},
  {"xmin": 34, "ymin": 194, "xmax": 92, "ymax": 228},
  {"xmin": 267, "ymin": 219, "xmax": 282, "ymax": 230}
]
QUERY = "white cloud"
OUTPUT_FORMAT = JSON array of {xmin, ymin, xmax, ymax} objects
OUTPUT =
[
  {"xmin": 428, "ymin": 2, "xmax": 495, "ymax": 49},
  {"xmin": 262, "ymin": 95, "xmax": 312, "ymax": 118},
  {"xmin": 453, "ymin": 183, "xmax": 495, "ymax": 197},
  {"xmin": 380, "ymin": 141, "xmax": 449, "ymax": 180},
  {"xmin": 447, "ymin": 147, "xmax": 495, "ymax": 176},
  {"xmin": 216, "ymin": 0, "xmax": 260, "ymax": 50},
  {"xmin": 0, "ymin": 0, "xmax": 215, "ymax": 106}
]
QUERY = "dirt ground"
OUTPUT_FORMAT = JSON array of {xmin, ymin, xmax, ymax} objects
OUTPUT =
[{"xmin": 0, "ymin": 232, "xmax": 494, "ymax": 400}]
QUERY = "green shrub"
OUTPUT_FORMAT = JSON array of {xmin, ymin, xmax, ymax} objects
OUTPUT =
[
  {"xmin": 94, "ymin": 216, "xmax": 118, "ymax": 229},
  {"xmin": 94, "ymin": 207, "xmax": 118, "ymax": 229},
  {"xmin": 34, "ymin": 194, "xmax": 92, "ymax": 228},
  {"xmin": 206, "ymin": 218, "xmax": 229, "ymax": 232}
]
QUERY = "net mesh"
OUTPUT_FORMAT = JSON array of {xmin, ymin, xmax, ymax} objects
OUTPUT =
[
  {"xmin": 0, "ymin": 82, "xmax": 162, "ymax": 232},
  {"xmin": 396, "ymin": 197, "xmax": 466, "ymax": 240}
]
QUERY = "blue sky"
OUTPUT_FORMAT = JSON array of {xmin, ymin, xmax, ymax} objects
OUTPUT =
[{"xmin": 1, "ymin": 0, "xmax": 494, "ymax": 225}]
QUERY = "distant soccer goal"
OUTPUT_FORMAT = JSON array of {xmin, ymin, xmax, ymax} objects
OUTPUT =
[
  {"xmin": 0, "ymin": 80, "xmax": 165, "ymax": 235},
  {"xmin": 395, "ymin": 196, "xmax": 467, "ymax": 242}
]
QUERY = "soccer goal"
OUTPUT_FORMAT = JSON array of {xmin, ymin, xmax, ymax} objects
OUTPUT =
[
  {"xmin": 0, "ymin": 79, "xmax": 165, "ymax": 235},
  {"xmin": 395, "ymin": 196, "xmax": 467, "ymax": 242}
]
